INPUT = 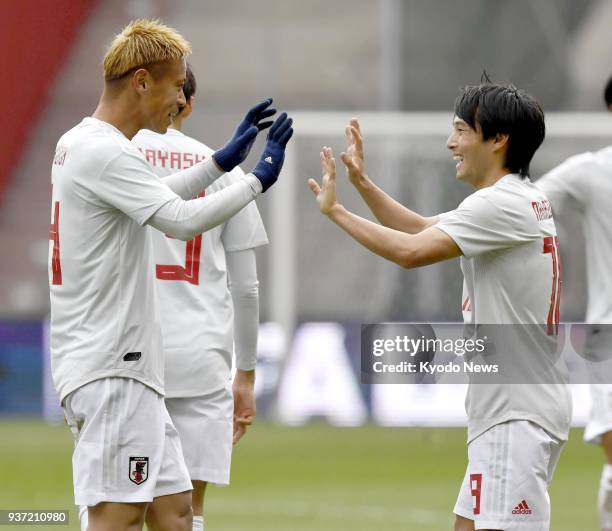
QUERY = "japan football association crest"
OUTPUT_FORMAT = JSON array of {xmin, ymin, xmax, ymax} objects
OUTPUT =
[{"xmin": 129, "ymin": 457, "xmax": 149, "ymax": 485}]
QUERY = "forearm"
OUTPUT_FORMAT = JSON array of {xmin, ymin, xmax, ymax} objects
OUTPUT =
[
  {"xmin": 148, "ymin": 176, "xmax": 262, "ymax": 240},
  {"xmin": 234, "ymin": 368, "xmax": 255, "ymax": 384},
  {"xmin": 161, "ymin": 157, "xmax": 224, "ymax": 199},
  {"xmin": 354, "ymin": 175, "xmax": 438, "ymax": 233},
  {"xmin": 233, "ymin": 295, "xmax": 259, "ymax": 371},
  {"xmin": 328, "ymin": 203, "xmax": 415, "ymax": 267},
  {"xmin": 327, "ymin": 203, "xmax": 459, "ymax": 268},
  {"xmin": 227, "ymin": 249, "xmax": 259, "ymax": 371},
  {"xmin": 232, "ymin": 289, "xmax": 259, "ymax": 370}
]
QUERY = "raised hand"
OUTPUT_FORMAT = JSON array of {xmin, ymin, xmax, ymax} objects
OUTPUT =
[
  {"xmin": 251, "ymin": 112, "xmax": 294, "ymax": 192},
  {"xmin": 213, "ymin": 98, "xmax": 277, "ymax": 172},
  {"xmin": 308, "ymin": 146, "xmax": 338, "ymax": 216},
  {"xmin": 240, "ymin": 97, "xmax": 277, "ymax": 133},
  {"xmin": 340, "ymin": 118, "xmax": 367, "ymax": 187}
]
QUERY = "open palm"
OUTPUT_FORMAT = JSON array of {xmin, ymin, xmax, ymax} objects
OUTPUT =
[
  {"xmin": 341, "ymin": 118, "xmax": 366, "ymax": 186},
  {"xmin": 308, "ymin": 147, "xmax": 337, "ymax": 216}
]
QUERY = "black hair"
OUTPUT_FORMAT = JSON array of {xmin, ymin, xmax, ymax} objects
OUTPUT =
[
  {"xmin": 183, "ymin": 63, "xmax": 196, "ymax": 100},
  {"xmin": 453, "ymin": 79, "xmax": 545, "ymax": 178},
  {"xmin": 178, "ymin": 63, "xmax": 196, "ymax": 115},
  {"xmin": 604, "ymin": 76, "xmax": 612, "ymax": 107}
]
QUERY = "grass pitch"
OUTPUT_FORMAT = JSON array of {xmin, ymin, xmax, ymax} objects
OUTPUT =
[{"xmin": 0, "ymin": 420, "xmax": 599, "ymax": 530}]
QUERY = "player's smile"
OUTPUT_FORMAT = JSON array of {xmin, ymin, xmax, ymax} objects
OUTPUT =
[
  {"xmin": 452, "ymin": 152, "xmax": 464, "ymax": 172},
  {"xmin": 167, "ymin": 109, "xmax": 178, "ymax": 125},
  {"xmin": 163, "ymin": 89, "xmax": 183, "ymax": 129}
]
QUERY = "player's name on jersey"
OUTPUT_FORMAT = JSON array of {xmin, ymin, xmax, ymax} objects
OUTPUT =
[
  {"xmin": 531, "ymin": 199, "xmax": 553, "ymax": 221},
  {"xmin": 139, "ymin": 148, "xmax": 207, "ymax": 170}
]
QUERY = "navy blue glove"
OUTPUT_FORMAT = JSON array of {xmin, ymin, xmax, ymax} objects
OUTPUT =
[
  {"xmin": 252, "ymin": 112, "xmax": 294, "ymax": 192},
  {"xmin": 212, "ymin": 98, "xmax": 277, "ymax": 172}
]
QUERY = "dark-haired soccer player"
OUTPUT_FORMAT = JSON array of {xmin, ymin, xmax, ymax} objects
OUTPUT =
[
  {"xmin": 537, "ymin": 75, "xmax": 612, "ymax": 531},
  {"xmin": 309, "ymin": 82, "xmax": 570, "ymax": 530},
  {"xmin": 132, "ymin": 64, "xmax": 267, "ymax": 531}
]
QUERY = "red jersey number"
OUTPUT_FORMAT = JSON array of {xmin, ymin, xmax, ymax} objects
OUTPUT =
[
  {"xmin": 470, "ymin": 473, "xmax": 482, "ymax": 515},
  {"xmin": 155, "ymin": 192, "xmax": 204, "ymax": 285},
  {"xmin": 49, "ymin": 201, "xmax": 62, "ymax": 285},
  {"xmin": 543, "ymin": 236, "xmax": 561, "ymax": 336},
  {"xmin": 156, "ymin": 235, "xmax": 203, "ymax": 285}
]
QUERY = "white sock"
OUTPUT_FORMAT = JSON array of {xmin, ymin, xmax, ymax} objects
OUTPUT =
[
  {"xmin": 192, "ymin": 515, "xmax": 204, "ymax": 531},
  {"xmin": 78, "ymin": 506, "xmax": 88, "ymax": 531},
  {"xmin": 599, "ymin": 464, "xmax": 612, "ymax": 530}
]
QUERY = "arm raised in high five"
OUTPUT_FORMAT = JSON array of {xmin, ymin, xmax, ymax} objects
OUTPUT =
[
  {"xmin": 148, "ymin": 113, "xmax": 293, "ymax": 241},
  {"xmin": 308, "ymin": 147, "xmax": 460, "ymax": 269},
  {"xmin": 341, "ymin": 118, "xmax": 438, "ymax": 234},
  {"xmin": 212, "ymin": 98, "xmax": 277, "ymax": 172},
  {"xmin": 161, "ymin": 98, "xmax": 276, "ymax": 199}
]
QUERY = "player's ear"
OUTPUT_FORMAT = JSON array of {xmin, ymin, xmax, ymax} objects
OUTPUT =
[
  {"xmin": 132, "ymin": 68, "xmax": 149, "ymax": 94},
  {"xmin": 492, "ymin": 132, "xmax": 509, "ymax": 153}
]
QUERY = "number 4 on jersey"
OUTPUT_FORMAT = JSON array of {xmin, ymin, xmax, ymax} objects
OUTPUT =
[{"xmin": 49, "ymin": 201, "xmax": 62, "ymax": 285}]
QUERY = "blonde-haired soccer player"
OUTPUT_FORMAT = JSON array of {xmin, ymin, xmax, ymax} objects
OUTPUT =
[
  {"xmin": 49, "ymin": 19, "xmax": 292, "ymax": 531},
  {"xmin": 537, "ymin": 76, "xmax": 612, "ymax": 531},
  {"xmin": 132, "ymin": 64, "xmax": 268, "ymax": 531}
]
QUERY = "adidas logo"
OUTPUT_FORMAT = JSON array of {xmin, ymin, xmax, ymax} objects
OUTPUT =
[
  {"xmin": 265, "ymin": 156, "xmax": 273, "ymax": 164},
  {"xmin": 512, "ymin": 500, "xmax": 532, "ymax": 515}
]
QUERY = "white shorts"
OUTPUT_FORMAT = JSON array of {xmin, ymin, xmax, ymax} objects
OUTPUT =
[
  {"xmin": 63, "ymin": 377, "xmax": 192, "ymax": 506},
  {"xmin": 165, "ymin": 385, "xmax": 233, "ymax": 486},
  {"xmin": 454, "ymin": 421, "xmax": 564, "ymax": 530},
  {"xmin": 584, "ymin": 384, "xmax": 612, "ymax": 445}
]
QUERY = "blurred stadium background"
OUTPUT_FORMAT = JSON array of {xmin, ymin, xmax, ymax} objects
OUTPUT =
[{"xmin": 1, "ymin": 0, "xmax": 611, "ymax": 528}]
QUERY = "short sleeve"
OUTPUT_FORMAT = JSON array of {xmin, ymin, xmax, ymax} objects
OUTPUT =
[
  {"xmin": 536, "ymin": 153, "xmax": 593, "ymax": 210},
  {"xmin": 221, "ymin": 167, "xmax": 269, "ymax": 251},
  {"xmin": 435, "ymin": 192, "xmax": 538, "ymax": 258},
  {"xmin": 88, "ymin": 150, "xmax": 178, "ymax": 226}
]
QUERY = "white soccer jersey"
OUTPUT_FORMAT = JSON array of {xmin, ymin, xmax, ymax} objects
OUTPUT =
[
  {"xmin": 537, "ymin": 146, "xmax": 612, "ymax": 324},
  {"xmin": 132, "ymin": 128, "xmax": 268, "ymax": 397},
  {"xmin": 436, "ymin": 174, "xmax": 572, "ymax": 443},
  {"xmin": 49, "ymin": 117, "xmax": 178, "ymax": 401}
]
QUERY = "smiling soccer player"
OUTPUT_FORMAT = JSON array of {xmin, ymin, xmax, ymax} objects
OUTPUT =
[
  {"xmin": 49, "ymin": 19, "xmax": 292, "ymax": 531},
  {"xmin": 309, "ymin": 81, "xmax": 570, "ymax": 531}
]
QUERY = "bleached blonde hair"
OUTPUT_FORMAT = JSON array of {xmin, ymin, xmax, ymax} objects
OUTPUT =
[{"xmin": 103, "ymin": 19, "xmax": 192, "ymax": 81}]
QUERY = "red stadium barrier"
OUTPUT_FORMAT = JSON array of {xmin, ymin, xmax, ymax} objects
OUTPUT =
[{"xmin": 0, "ymin": 0, "xmax": 97, "ymax": 203}]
